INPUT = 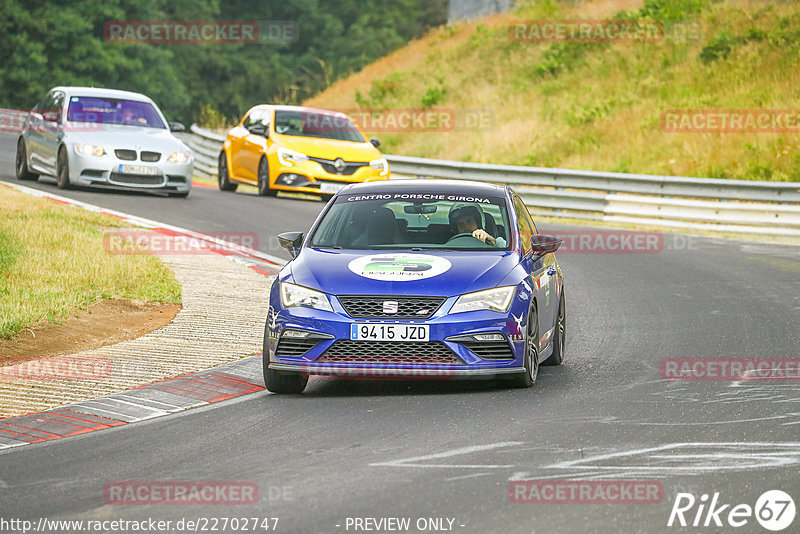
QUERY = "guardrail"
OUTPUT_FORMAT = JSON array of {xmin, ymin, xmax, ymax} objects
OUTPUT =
[
  {"xmin": 0, "ymin": 108, "xmax": 28, "ymax": 133},
  {"xmin": 184, "ymin": 124, "xmax": 800, "ymax": 237}
]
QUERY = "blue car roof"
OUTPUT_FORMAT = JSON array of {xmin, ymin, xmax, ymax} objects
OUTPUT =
[{"xmin": 340, "ymin": 179, "xmax": 507, "ymax": 197}]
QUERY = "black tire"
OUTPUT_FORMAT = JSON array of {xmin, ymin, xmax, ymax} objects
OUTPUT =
[
  {"xmin": 542, "ymin": 290, "xmax": 565, "ymax": 366},
  {"xmin": 512, "ymin": 305, "xmax": 539, "ymax": 388},
  {"xmin": 263, "ymin": 356, "xmax": 308, "ymax": 394},
  {"xmin": 56, "ymin": 146, "xmax": 71, "ymax": 189},
  {"xmin": 257, "ymin": 157, "xmax": 277, "ymax": 197},
  {"xmin": 15, "ymin": 138, "xmax": 38, "ymax": 181},
  {"xmin": 218, "ymin": 152, "xmax": 237, "ymax": 191}
]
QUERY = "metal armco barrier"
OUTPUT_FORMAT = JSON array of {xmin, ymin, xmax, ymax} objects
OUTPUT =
[{"xmin": 184, "ymin": 124, "xmax": 800, "ymax": 237}]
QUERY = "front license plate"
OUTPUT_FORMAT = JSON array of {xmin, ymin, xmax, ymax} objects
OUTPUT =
[
  {"xmin": 119, "ymin": 164, "xmax": 158, "ymax": 175},
  {"xmin": 350, "ymin": 324, "xmax": 429, "ymax": 342},
  {"xmin": 320, "ymin": 182, "xmax": 345, "ymax": 194}
]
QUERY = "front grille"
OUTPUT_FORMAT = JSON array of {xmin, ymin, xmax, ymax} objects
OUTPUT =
[
  {"xmin": 115, "ymin": 149, "xmax": 137, "ymax": 160},
  {"xmin": 309, "ymin": 157, "xmax": 367, "ymax": 176},
  {"xmin": 317, "ymin": 340, "xmax": 464, "ymax": 365},
  {"xmin": 338, "ymin": 296, "xmax": 446, "ymax": 319},
  {"xmin": 140, "ymin": 151, "xmax": 161, "ymax": 162},
  {"xmin": 275, "ymin": 338, "xmax": 325, "ymax": 358},
  {"xmin": 460, "ymin": 340, "xmax": 515, "ymax": 360},
  {"xmin": 109, "ymin": 173, "xmax": 164, "ymax": 185}
]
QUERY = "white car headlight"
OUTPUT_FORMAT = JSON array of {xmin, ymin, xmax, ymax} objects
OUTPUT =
[
  {"xmin": 369, "ymin": 158, "xmax": 389, "ymax": 176},
  {"xmin": 277, "ymin": 148, "xmax": 308, "ymax": 166},
  {"xmin": 450, "ymin": 286, "xmax": 515, "ymax": 314},
  {"xmin": 75, "ymin": 144, "xmax": 106, "ymax": 157},
  {"xmin": 280, "ymin": 282, "xmax": 332, "ymax": 312},
  {"xmin": 167, "ymin": 151, "xmax": 190, "ymax": 163}
]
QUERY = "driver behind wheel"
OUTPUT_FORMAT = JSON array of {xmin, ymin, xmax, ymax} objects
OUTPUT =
[{"xmin": 448, "ymin": 204, "xmax": 506, "ymax": 247}]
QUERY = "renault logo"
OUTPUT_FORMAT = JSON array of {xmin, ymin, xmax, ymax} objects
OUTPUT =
[
  {"xmin": 334, "ymin": 158, "xmax": 346, "ymax": 173},
  {"xmin": 382, "ymin": 301, "xmax": 399, "ymax": 314}
]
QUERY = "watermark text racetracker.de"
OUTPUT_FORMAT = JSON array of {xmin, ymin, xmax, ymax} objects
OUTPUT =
[
  {"xmin": 0, "ymin": 356, "xmax": 111, "ymax": 380},
  {"xmin": 661, "ymin": 109, "xmax": 800, "ymax": 133},
  {"xmin": 104, "ymin": 20, "xmax": 298, "ymax": 45},
  {"xmin": 537, "ymin": 230, "xmax": 698, "ymax": 254},
  {"xmin": 307, "ymin": 108, "xmax": 495, "ymax": 133},
  {"xmin": 103, "ymin": 230, "xmax": 258, "ymax": 256},
  {"xmin": 660, "ymin": 358, "xmax": 800, "ymax": 381},
  {"xmin": 509, "ymin": 480, "xmax": 663, "ymax": 504}
]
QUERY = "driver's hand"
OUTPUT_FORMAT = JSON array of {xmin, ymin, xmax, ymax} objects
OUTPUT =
[{"xmin": 472, "ymin": 229, "xmax": 496, "ymax": 245}]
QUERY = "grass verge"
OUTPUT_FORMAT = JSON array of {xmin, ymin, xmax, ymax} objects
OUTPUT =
[{"xmin": 0, "ymin": 186, "xmax": 181, "ymax": 340}]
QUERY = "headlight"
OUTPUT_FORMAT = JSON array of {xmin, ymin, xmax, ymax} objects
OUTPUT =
[
  {"xmin": 369, "ymin": 158, "xmax": 389, "ymax": 176},
  {"xmin": 280, "ymin": 282, "xmax": 332, "ymax": 312},
  {"xmin": 450, "ymin": 286, "xmax": 515, "ymax": 314},
  {"xmin": 75, "ymin": 144, "xmax": 105, "ymax": 157},
  {"xmin": 167, "ymin": 152, "xmax": 190, "ymax": 163},
  {"xmin": 277, "ymin": 148, "xmax": 308, "ymax": 166}
]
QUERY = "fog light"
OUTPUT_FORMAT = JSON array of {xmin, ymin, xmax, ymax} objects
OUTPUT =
[{"xmin": 282, "ymin": 329, "xmax": 310, "ymax": 338}]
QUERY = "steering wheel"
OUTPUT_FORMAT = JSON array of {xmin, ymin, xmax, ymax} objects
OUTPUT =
[{"xmin": 446, "ymin": 232, "xmax": 476, "ymax": 242}]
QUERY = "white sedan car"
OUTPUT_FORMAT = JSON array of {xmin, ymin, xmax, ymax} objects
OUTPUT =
[{"xmin": 15, "ymin": 86, "xmax": 193, "ymax": 197}]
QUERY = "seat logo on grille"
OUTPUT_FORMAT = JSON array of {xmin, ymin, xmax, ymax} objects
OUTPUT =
[{"xmin": 382, "ymin": 301, "xmax": 399, "ymax": 314}]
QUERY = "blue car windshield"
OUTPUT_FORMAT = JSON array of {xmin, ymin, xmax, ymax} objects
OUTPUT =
[
  {"xmin": 310, "ymin": 194, "xmax": 512, "ymax": 250},
  {"xmin": 66, "ymin": 96, "xmax": 166, "ymax": 129}
]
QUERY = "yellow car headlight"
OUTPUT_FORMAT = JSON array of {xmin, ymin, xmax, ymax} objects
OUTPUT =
[
  {"xmin": 277, "ymin": 148, "xmax": 309, "ymax": 166},
  {"xmin": 369, "ymin": 158, "xmax": 389, "ymax": 176}
]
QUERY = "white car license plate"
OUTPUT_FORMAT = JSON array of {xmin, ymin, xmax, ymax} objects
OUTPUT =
[
  {"xmin": 320, "ymin": 182, "xmax": 345, "ymax": 194},
  {"xmin": 350, "ymin": 324, "xmax": 429, "ymax": 342},
  {"xmin": 119, "ymin": 164, "xmax": 158, "ymax": 175}
]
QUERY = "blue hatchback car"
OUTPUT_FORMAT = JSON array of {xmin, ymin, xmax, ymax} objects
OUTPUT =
[{"xmin": 263, "ymin": 179, "xmax": 565, "ymax": 393}]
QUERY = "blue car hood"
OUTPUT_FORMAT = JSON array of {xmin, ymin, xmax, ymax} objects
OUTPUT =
[{"xmin": 288, "ymin": 248, "xmax": 519, "ymax": 297}]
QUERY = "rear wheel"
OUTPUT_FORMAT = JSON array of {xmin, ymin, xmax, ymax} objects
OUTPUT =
[
  {"xmin": 15, "ymin": 138, "xmax": 38, "ymax": 181},
  {"xmin": 263, "ymin": 358, "xmax": 308, "ymax": 394},
  {"xmin": 512, "ymin": 305, "xmax": 539, "ymax": 388},
  {"xmin": 542, "ymin": 290, "xmax": 565, "ymax": 366},
  {"xmin": 56, "ymin": 146, "xmax": 71, "ymax": 189},
  {"xmin": 257, "ymin": 157, "xmax": 277, "ymax": 197},
  {"xmin": 218, "ymin": 152, "xmax": 237, "ymax": 191}
]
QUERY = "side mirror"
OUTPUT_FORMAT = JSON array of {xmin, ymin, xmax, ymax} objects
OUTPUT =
[
  {"xmin": 278, "ymin": 231, "xmax": 304, "ymax": 258},
  {"xmin": 169, "ymin": 121, "xmax": 185, "ymax": 132},
  {"xmin": 529, "ymin": 235, "xmax": 562, "ymax": 257},
  {"xmin": 369, "ymin": 137, "xmax": 381, "ymax": 148},
  {"xmin": 247, "ymin": 123, "xmax": 268, "ymax": 137}
]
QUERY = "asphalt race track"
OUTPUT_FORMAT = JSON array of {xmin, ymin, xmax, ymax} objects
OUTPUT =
[{"xmin": 1, "ymin": 132, "xmax": 800, "ymax": 533}]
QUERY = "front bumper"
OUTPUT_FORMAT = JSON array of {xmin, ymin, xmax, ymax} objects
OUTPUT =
[
  {"xmin": 68, "ymin": 149, "xmax": 193, "ymax": 193},
  {"xmin": 266, "ymin": 294, "xmax": 528, "ymax": 379},
  {"xmin": 270, "ymin": 158, "xmax": 389, "ymax": 194}
]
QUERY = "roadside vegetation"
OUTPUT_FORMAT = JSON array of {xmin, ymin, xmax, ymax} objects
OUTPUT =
[
  {"xmin": 0, "ymin": 187, "xmax": 180, "ymax": 340},
  {"xmin": 305, "ymin": 0, "xmax": 800, "ymax": 181}
]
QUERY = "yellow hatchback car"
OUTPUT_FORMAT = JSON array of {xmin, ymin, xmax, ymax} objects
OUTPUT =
[{"xmin": 218, "ymin": 105, "xmax": 389, "ymax": 198}]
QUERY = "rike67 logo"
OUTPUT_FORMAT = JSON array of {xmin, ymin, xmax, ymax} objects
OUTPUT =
[{"xmin": 668, "ymin": 490, "xmax": 795, "ymax": 531}]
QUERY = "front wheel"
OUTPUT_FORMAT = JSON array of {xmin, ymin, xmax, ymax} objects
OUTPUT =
[
  {"xmin": 263, "ymin": 359, "xmax": 308, "ymax": 394},
  {"xmin": 542, "ymin": 290, "xmax": 565, "ymax": 366},
  {"xmin": 15, "ymin": 138, "xmax": 38, "ymax": 181},
  {"xmin": 257, "ymin": 157, "xmax": 277, "ymax": 197},
  {"xmin": 218, "ymin": 152, "xmax": 237, "ymax": 191},
  {"xmin": 56, "ymin": 146, "xmax": 71, "ymax": 189},
  {"xmin": 511, "ymin": 305, "xmax": 539, "ymax": 388}
]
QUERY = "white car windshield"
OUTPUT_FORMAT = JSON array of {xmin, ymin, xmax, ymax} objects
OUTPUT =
[{"xmin": 66, "ymin": 96, "xmax": 166, "ymax": 129}]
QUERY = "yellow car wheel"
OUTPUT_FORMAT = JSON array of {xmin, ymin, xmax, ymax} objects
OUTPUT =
[{"xmin": 257, "ymin": 157, "xmax": 277, "ymax": 197}]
